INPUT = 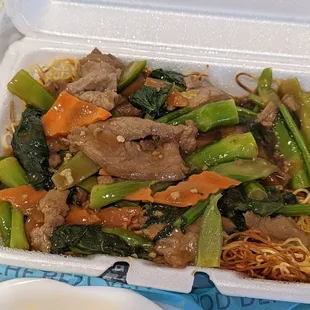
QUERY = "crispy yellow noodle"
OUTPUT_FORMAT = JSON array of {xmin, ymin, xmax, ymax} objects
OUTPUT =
[{"xmin": 221, "ymin": 230, "xmax": 310, "ymax": 282}]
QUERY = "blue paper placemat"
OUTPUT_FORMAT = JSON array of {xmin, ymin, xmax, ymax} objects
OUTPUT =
[{"xmin": 0, "ymin": 263, "xmax": 307, "ymax": 310}]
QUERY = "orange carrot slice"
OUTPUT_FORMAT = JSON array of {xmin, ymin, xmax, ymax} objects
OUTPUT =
[
  {"xmin": 152, "ymin": 171, "xmax": 240, "ymax": 207},
  {"xmin": 167, "ymin": 89, "xmax": 189, "ymax": 108},
  {"xmin": 66, "ymin": 206, "xmax": 101, "ymax": 225},
  {"xmin": 126, "ymin": 187, "xmax": 154, "ymax": 202},
  {"xmin": 97, "ymin": 206, "xmax": 143, "ymax": 229},
  {"xmin": 42, "ymin": 91, "xmax": 111, "ymax": 138},
  {"xmin": 0, "ymin": 186, "xmax": 46, "ymax": 213}
]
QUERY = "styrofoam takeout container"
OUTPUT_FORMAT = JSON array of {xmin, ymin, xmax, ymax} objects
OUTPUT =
[{"xmin": 2, "ymin": 0, "xmax": 310, "ymax": 303}]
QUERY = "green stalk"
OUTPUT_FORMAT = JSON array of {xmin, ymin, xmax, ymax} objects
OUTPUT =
[
  {"xmin": 151, "ymin": 181, "xmax": 177, "ymax": 194},
  {"xmin": 7, "ymin": 69, "xmax": 55, "ymax": 112},
  {"xmin": 90, "ymin": 180, "xmax": 153, "ymax": 209},
  {"xmin": 174, "ymin": 198, "xmax": 210, "ymax": 229},
  {"xmin": 257, "ymin": 68, "xmax": 310, "ymax": 187},
  {"xmin": 186, "ymin": 132, "xmax": 258, "ymax": 171},
  {"xmin": 278, "ymin": 204, "xmax": 310, "ymax": 216},
  {"xmin": 10, "ymin": 208, "xmax": 29, "ymax": 250},
  {"xmin": 210, "ymin": 158, "xmax": 278, "ymax": 182},
  {"xmin": 195, "ymin": 194, "xmax": 222, "ymax": 268},
  {"xmin": 52, "ymin": 152, "xmax": 100, "ymax": 190},
  {"xmin": 77, "ymin": 176, "xmax": 98, "ymax": 193},
  {"xmin": 0, "ymin": 202, "xmax": 12, "ymax": 247},
  {"xmin": 0, "ymin": 157, "xmax": 27, "ymax": 187},
  {"xmin": 168, "ymin": 99, "xmax": 239, "ymax": 132},
  {"xmin": 273, "ymin": 117, "xmax": 309, "ymax": 189},
  {"xmin": 279, "ymin": 78, "xmax": 310, "ymax": 150},
  {"xmin": 241, "ymin": 181, "xmax": 268, "ymax": 200},
  {"xmin": 102, "ymin": 227, "xmax": 153, "ymax": 252},
  {"xmin": 248, "ymin": 93, "xmax": 265, "ymax": 110},
  {"xmin": 156, "ymin": 107, "xmax": 193, "ymax": 123},
  {"xmin": 257, "ymin": 68, "xmax": 273, "ymax": 96},
  {"xmin": 279, "ymin": 103, "xmax": 310, "ymax": 177},
  {"xmin": 236, "ymin": 106, "xmax": 257, "ymax": 117}
]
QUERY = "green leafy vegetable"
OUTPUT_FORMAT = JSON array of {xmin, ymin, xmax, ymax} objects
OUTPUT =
[
  {"xmin": 12, "ymin": 107, "xmax": 51, "ymax": 190},
  {"xmin": 235, "ymin": 201, "xmax": 284, "ymax": 217},
  {"xmin": 102, "ymin": 227, "xmax": 153, "ymax": 253},
  {"xmin": 150, "ymin": 69, "xmax": 185, "ymax": 90},
  {"xmin": 195, "ymin": 193, "xmax": 223, "ymax": 267},
  {"xmin": 51, "ymin": 225, "xmax": 134, "ymax": 256},
  {"xmin": 129, "ymin": 85, "xmax": 172, "ymax": 118}
]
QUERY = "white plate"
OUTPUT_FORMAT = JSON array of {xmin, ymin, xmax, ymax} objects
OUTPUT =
[{"xmin": 0, "ymin": 278, "xmax": 162, "ymax": 310}]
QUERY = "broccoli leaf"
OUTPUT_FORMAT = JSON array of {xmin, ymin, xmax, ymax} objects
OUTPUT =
[
  {"xmin": 129, "ymin": 85, "xmax": 171, "ymax": 118},
  {"xmin": 150, "ymin": 69, "xmax": 185, "ymax": 90},
  {"xmin": 235, "ymin": 201, "xmax": 284, "ymax": 217},
  {"xmin": 51, "ymin": 225, "xmax": 134, "ymax": 256},
  {"xmin": 12, "ymin": 107, "xmax": 51, "ymax": 190}
]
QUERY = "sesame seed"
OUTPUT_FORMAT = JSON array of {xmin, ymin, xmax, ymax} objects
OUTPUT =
[
  {"xmin": 116, "ymin": 135, "xmax": 125, "ymax": 143},
  {"xmin": 190, "ymin": 188, "xmax": 198, "ymax": 193}
]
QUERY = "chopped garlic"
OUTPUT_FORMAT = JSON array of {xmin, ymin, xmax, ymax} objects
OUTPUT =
[
  {"xmin": 60, "ymin": 168, "xmax": 74, "ymax": 185},
  {"xmin": 170, "ymin": 191, "xmax": 180, "ymax": 200},
  {"xmin": 116, "ymin": 135, "xmax": 125, "ymax": 143}
]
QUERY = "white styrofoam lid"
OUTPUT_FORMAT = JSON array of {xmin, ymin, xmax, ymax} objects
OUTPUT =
[{"xmin": 5, "ymin": 0, "xmax": 310, "ymax": 60}]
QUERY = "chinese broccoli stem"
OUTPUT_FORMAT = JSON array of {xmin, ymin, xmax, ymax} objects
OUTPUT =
[
  {"xmin": 9, "ymin": 208, "xmax": 29, "ymax": 250},
  {"xmin": 0, "ymin": 202, "xmax": 12, "ymax": 247},
  {"xmin": 156, "ymin": 107, "xmax": 193, "ymax": 123},
  {"xmin": 241, "ymin": 181, "xmax": 268, "ymax": 201},
  {"xmin": 90, "ymin": 180, "xmax": 153, "ymax": 209},
  {"xmin": 186, "ymin": 132, "xmax": 258, "ymax": 171},
  {"xmin": 0, "ymin": 157, "xmax": 27, "ymax": 187},
  {"xmin": 168, "ymin": 99, "xmax": 239, "ymax": 132}
]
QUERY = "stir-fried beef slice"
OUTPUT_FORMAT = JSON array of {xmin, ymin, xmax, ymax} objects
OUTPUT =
[
  {"xmin": 153, "ymin": 219, "xmax": 201, "ymax": 268},
  {"xmin": 44, "ymin": 79, "xmax": 68, "ymax": 99},
  {"xmin": 66, "ymin": 49, "xmax": 123, "ymax": 111},
  {"xmin": 282, "ymin": 94, "xmax": 299, "ymax": 112},
  {"xmin": 78, "ymin": 90, "xmax": 120, "ymax": 111},
  {"xmin": 30, "ymin": 190, "xmax": 69, "ymax": 253},
  {"xmin": 48, "ymin": 153, "xmax": 61, "ymax": 169},
  {"xmin": 79, "ymin": 48, "xmax": 124, "ymax": 69},
  {"xmin": 112, "ymin": 98, "xmax": 142, "ymax": 117},
  {"xmin": 99, "ymin": 117, "xmax": 197, "ymax": 153},
  {"xmin": 68, "ymin": 118, "xmax": 196, "ymax": 181},
  {"xmin": 222, "ymin": 217, "xmax": 237, "ymax": 234},
  {"xmin": 97, "ymin": 175, "xmax": 115, "ymax": 184},
  {"xmin": 256, "ymin": 101, "xmax": 278, "ymax": 128},
  {"xmin": 184, "ymin": 76, "xmax": 231, "ymax": 108},
  {"xmin": 47, "ymin": 137, "xmax": 69, "ymax": 153},
  {"xmin": 244, "ymin": 211, "xmax": 310, "ymax": 249}
]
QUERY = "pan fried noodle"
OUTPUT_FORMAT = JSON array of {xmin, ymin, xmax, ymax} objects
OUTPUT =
[
  {"xmin": 30, "ymin": 58, "xmax": 79, "ymax": 85},
  {"xmin": 221, "ymin": 230, "xmax": 310, "ymax": 282},
  {"xmin": 293, "ymin": 188, "xmax": 310, "ymax": 233}
]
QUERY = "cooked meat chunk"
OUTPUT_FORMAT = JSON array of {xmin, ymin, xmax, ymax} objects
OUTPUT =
[
  {"xmin": 79, "ymin": 48, "xmax": 124, "ymax": 69},
  {"xmin": 47, "ymin": 137, "xmax": 69, "ymax": 152},
  {"xmin": 222, "ymin": 217, "xmax": 236, "ymax": 234},
  {"xmin": 78, "ymin": 90, "xmax": 119, "ymax": 111},
  {"xmin": 112, "ymin": 99, "xmax": 141, "ymax": 117},
  {"xmin": 153, "ymin": 219, "xmax": 201, "ymax": 268},
  {"xmin": 68, "ymin": 118, "xmax": 197, "ymax": 181},
  {"xmin": 97, "ymin": 175, "xmax": 115, "ymax": 184},
  {"xmin": 220, "ymin": 125, "xmax": 249, "ymax": 138},
  {"xmin": 73, "ymin": 187, "xmax": 89, "ymax": 206},
  {"xmin": 94, "ymin": 117, "xmax": 197, "ymax": 153},
  {"xmin": 244, "ymin": 211, "xmax": 310, "ymax": 249},
  {"xmin": 66, "ymin": 49, "xmax": 122, "ymax": 111},
  {"xmin": 184, "ymin": 75, "xmax": 203, "ymax": 90},
  {"xmin": 44, "ymin": 79, "xmax": 68, "ymax": 99},
  {"xmin": 30, "ymin": 190, "xmax": 69, "ymax": 253},
  {"xmin": 189, "ymin": 85, "xmax": 231, "ymax": 108},
  {"xmin": 48, "ymin": 153, "xmax": 61, "ymax": 169},
  {"xmin": 141, "ymin": 223, "xmax": 166, "ymax": 240},
  {"xmin": 196, "ymin": 130, "xmax": 221, "ymax": 149},
  {"xmin": 256, "ymin": 101, "xmax": 278, "ymax": 128},
  {"xmin": 282, "ymin": 94, "xmax": 299, "ymax": 111},
  {"xmin": 184, "ymin": 77, "xmax": 231, "ymax": 107},
  {"xmin": 66, "ymin": 67, "xmax": 119, "ymax": 95}
]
